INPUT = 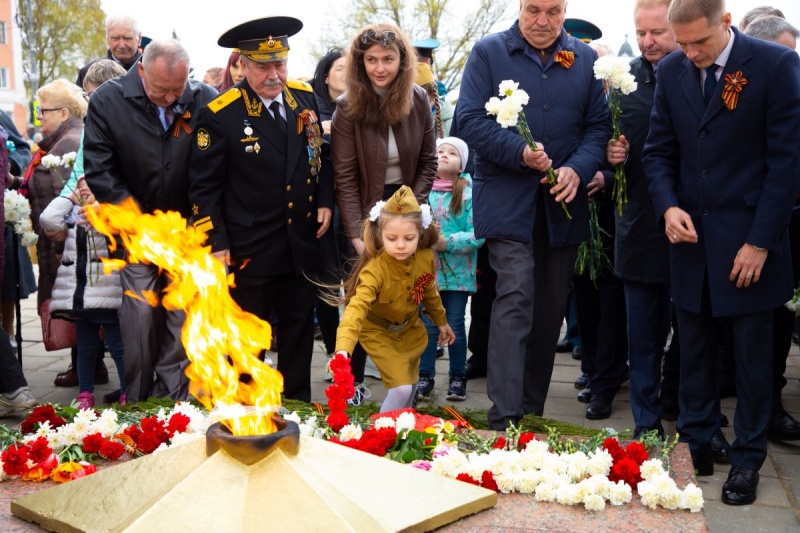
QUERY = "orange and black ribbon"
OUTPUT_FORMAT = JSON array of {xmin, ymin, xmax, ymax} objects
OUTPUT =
[
  {"xmin": 554, "ymin": 50, "xmax": 575, "ymax": 69},
  {"xmin": 722, "ymin": 71, "xmax": 747, "ymax": 110},
  {"xmin": 441, "ymin": 406, "xmax": 475, "ymax": 430},
  {"xmin": 172, "ymin": 111, "xmax": 193, "ymax": 138},
  {"xmin": 311, "ymin": 402, "xmax": 326, "ymax": 415},
  {"xmin": 412, "ymin": 273, "xmax": 434, "ymax": 304}
]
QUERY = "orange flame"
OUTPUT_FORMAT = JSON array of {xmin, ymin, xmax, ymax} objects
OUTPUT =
[{"xmin": 87, "ymin": 198, "xmax": 281, "ymax": 435}]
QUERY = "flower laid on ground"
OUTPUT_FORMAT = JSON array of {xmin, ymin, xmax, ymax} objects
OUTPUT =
[
  {"xmin": 593, "ymin": 55, "xmax": 638, "ymax": 215},
  {"xmin": 785, "ymin": 282, "xmax": 800, "ymax": 315},
  {"xmin": 485, "ymin": 80, "xmax": 571, "ymax": 219},
  {"xmin": 0, "ymin": 402, "xmax": 208, "ymax": 483},
  {"xmin": 4, "ymin": 189, "xmax": 38, "ymax": 247}
]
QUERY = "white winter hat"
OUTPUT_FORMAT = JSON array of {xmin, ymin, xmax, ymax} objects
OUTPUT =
[{"xmin": 436, "ymin": 136, "xmax": 469, "ymax": 172}]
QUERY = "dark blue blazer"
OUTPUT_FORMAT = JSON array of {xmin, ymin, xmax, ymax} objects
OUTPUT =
[{"xmin": 643, "ymin": 28, "xmax": 800, "ymax": 316}]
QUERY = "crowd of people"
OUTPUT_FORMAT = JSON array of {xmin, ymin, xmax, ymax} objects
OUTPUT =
[{"xmin": 1, "ymin": 0, "xmax": 799, "ymax": 507}]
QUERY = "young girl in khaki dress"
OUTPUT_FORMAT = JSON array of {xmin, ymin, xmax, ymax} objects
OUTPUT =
[{"xmin": 334, "ymin": 186, "xmax": 455, "ymax": 412}]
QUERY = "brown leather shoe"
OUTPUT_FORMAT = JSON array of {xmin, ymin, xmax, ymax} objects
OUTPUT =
[{"xmin": 54, "ymin": 365, "xmax": 78, "ymax": 387}]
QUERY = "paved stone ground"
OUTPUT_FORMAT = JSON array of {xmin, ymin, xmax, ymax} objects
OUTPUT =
[{"xmin": 4, "ymin": 293, "xmax": 800, "ymax": 532}]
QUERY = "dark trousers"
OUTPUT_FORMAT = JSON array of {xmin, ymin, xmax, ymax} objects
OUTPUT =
[
  {"xmin": 466, "ymin": 244, "xmax": 496, "ymax": 365},
  {"xmin": 119, "ymin": 264, "xmax": 188, "ymax": 403},
  {"xmin": 624, "ymin": 280, "xmax": 671, "ymax": 428},
  {"xmin": 486, "ymin": 214, "xmax": 578, "ymax": 428},
  {"xmin": 660, "ymin": 305, "xmax": 681, "ymax": 404},
  {"xmin": 314, "ymin": 222, "xmax": 341, "ymax": 355},
  {"xmin": 231, "ymin": 272, "xmax": 315, "ymax": 402},
  {"xmin": 0, "ymin": 334, "xmax": 26, "ymax": 392},
  {"xmin": 676, "ymin": 277, "xmax": 773, "ymax": 470},
  {"xmin": 574, "ymin": 269, "xmax": 628, "ymax": 401}
]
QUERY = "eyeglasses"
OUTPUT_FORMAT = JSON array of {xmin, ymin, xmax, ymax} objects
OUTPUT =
[
  {"xmin": 37, "ymin": 108, "xmax": 63, "ymax": 116},
  {"xmin": 360, "ymin": 29, "xmax": 397, "ymax": 47}
]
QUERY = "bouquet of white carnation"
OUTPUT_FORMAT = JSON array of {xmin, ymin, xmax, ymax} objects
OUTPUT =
[
  {"xmin": 593, "ymin": 56, "xmax": 638, "ymax": 215},
  {"xmin": 485, "ymin": 80, "xmax": 571, "ymax": 219},
  {"xmin": 4, "ymin": 189, "xmax": 38, "ymax": 247}
]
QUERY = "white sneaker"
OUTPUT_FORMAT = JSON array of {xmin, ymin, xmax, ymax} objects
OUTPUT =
[
  {"xmin": 0, "ymin": 386, "xmax": 38, "ymax": 416},
  {"xmin": 347, "ymin": 383, "xmax": 371, "ymax": 406},
  {"xmin": 364, "ymin": 357, "xmax": 382, "ymax": 380}
]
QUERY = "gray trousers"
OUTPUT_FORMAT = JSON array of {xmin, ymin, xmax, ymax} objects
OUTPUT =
[
  {"xmin": 486, "ymin": 226, "xmax": 578, "ymax": 429},
  {"xmin": 119, "ymin": 263, "xmax": 188, "ymax": 402}
]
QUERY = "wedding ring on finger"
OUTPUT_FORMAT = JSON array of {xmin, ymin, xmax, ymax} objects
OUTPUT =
[{"xmin": 746, "ymin": 272, "xmax": 754, "ymax": 277}]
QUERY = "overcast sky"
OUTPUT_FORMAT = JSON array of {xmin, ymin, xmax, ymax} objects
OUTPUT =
[{"xmin": 99, "ymin": 0, "xmax": 800, "ymax": 81}]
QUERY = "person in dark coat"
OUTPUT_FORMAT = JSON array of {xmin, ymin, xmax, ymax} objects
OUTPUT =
[
  {"xmin": 455, "ymin": 0, "xmax": 611, "ymax": 430},
  {"xmin": 84, "ymin": 40, "xmax": 217, "ymax": 403},
  {"xmin": 642, "ymin": 0, "xmax": 800, "ymax": 505},
  {"xmin": 189, "ymin": 17, "xmax": 334, "ymax": 402},
  {"xmin": 76, "ymin": 15, "xmax": 142, "ymax": 88}
]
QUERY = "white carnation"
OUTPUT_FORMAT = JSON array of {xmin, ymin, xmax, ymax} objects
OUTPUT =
[
  {"xmin": 586, "ymin": 448, "xmax": 613, "ymax": 476},
  {"xmin": 61, "ymin": 152, "xmax": 78, "ymax": 167},
  {"xmin": 609, "ymin": 480, "xmax": 633, "ymax": 506},
  {"xmin": 681, "ymin": 483, "xmax": 704, "ymax": 512},
  {"xmin": 373, "ymin": 417, "xmax": 396, "ymax": 429},
  {"xmin": 338, "ymin": 424, "xmax": 363, "ymax": 442},
  {"xmin": 640, "ymin": 458, "xmax": 666, "ymax": 481},
  {"xmin": 535, "ymin": 482, "xmax": 557, "ymax": 502},
  {"xmin": 395, "ymin": 412, "xmax": 416, "ymax": 432},
  {"xmin": 584, "ymin": 493, "xmax": 606, "ymax": 511},
  {"xmin": 485, "ymin": 96, "xmax": 502, "ymax": 116},
  {"xmin": 283, "ymin": 411, "xmax": 302, "ymax": 424},
  {"xmin": 498, "ymin": 80, "xmax": 519, "ymax": 96},
  {"xmin": 40, "ymin": 154, "xmax": 63, "ymax": 170}
]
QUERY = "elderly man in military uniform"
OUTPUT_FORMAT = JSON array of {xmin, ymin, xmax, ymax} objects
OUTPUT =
[{"xmin": 189, "ymin": 17, "xmax": 334, "ymax": 402}]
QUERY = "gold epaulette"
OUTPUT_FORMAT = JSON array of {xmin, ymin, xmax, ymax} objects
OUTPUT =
[
  {"xmin": 208, "ymin": 88, "xmax": 242, "ymax": 113},
  {"xmin": 286, "ymin": 79, "xmax": 312, "ymax": 92}
]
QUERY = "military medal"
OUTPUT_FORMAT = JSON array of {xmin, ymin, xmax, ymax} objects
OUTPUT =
[
  {"xmin": 244, "ymin": 120, "xmax": 254, "ymax": 136},
  {"xmin": 254, "ymin": 142, "xmax": 261, "ymax": 154},
  {"xmin": 297, "ymin": 109, "xmax": 322, "ymax": 176}
]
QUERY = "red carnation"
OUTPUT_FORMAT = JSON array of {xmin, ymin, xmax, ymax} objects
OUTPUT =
[
  {"xmin": 137, "ymin": 432, "xmax": 163, "ymax": 454},
  {"xmin": 625, "ymin": 441, "xmax": 649, "ymax": 465},
  {"xmin": 480, "ymin": 470, "xmax": 500, "ymax": 492},
  {"xmin": 20, "ymin": 405, "xmax": 66, "ymax": 434},
  {"xmin": 609, "ymin": 457, "xmax": 642, "ymax": 487},
  {"xmin": 492, "ymin": 437, "xmax": 507, "ymax": 450},
  {"xmin": 457, "ymin": 472, "xmax": 480, "ymax": 487},
  {"xmin": 518, "ymin": 433, "xmax": 536, "ymax": 449},
  {"xmin": 1, "ymin": 444, "xmax": 29, "ymax": 476},
  {"xmin": 99, "ymin": 440, "xmax": 125, "ymax": 460},
  {"xmin": 166, "ymin": 413, "xmax": 191, "ymax": 437},
  {"xmin": 83, "ymin": 433, "xmax": 105, "ymax": 454},
  {"xmin": 27, "ymin": 437, "xmax": 53, "ymax": 464},
  {"xmin": 602, "ymin": 437, "xmax": 625, "ymax": 462},
  {"xmin": 124, "ymin": 424, "xmax": 142, "ymax": 442},
  {"xmin": 327, "ymin": 411, "xmax": 349, "ymax": 432}
]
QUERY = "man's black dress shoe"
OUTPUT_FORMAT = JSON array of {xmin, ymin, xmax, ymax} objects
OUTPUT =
[
  {"xmin": 711, "ymin": 429, "xmax": 731, "ymax": 463},
  {"xmin": 633, "ymin": 424, "xmax": 665, "ymax": 440},
  {"xmin": 768, "ymin": 407, "xmax": 800, "ymax": 441},
  {"xmin": 574, "ymin": 372, "xmax": 590, "ymax": 390},
  {"xmin": 691, "ymin": 447, "xmax": 714, "ymax": 476},
  {"xmin": 585, "ymin": 395, "xmax": 612, "ymax": 420},
  {"xmin": 722, "ymin": 466, "xmax": 759, "ymax": 505},
  {"xmin": 572, "ymin": 345, "xmax": 583, "ymax": 360},
  {"xmin": 465, "ymin": 356, "xmax": 487, "ymax": 380},
  {"xmin": 556, "ymin": 340, "xmax": 573, "ymax": 353},
  {"xmin": 577, "ymin": 387, "xmax": 592, "ymax": 403}
]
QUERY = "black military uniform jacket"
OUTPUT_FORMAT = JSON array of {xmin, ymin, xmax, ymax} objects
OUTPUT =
[{"xmin": 188, "ymin": 78, "xmax": 334, "ymax": 277}]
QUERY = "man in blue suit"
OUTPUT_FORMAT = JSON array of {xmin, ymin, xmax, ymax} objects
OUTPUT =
[{"xmin": 643, "ymin": 0, "xmax": 800, "ymax": 506}]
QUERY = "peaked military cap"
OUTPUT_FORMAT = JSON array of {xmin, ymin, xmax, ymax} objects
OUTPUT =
[
  {"xmin": 218, "ymin": 16, "xmax": 303, "ymax": 63},
  {"xmin": 411, "ymin": 38, "xmax": 440, "ymax": 59},
  {"xmin": 563, "ymin": 18, "xmax": 603, "ymax": 42}
]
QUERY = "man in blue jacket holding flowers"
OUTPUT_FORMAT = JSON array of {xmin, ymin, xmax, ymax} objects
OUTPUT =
[{"xmin": 456, "ymin": 0, "xmax": 611, "ymax": 430}]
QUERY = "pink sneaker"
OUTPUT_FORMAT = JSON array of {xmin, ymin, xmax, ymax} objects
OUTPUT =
[
  {"xmin": 118, "ymin": 393, "xmax": 127, "ymax": 406},
  {"xmin": 77, "ymin": 391, "xmax": 95, "ymax": 410}
]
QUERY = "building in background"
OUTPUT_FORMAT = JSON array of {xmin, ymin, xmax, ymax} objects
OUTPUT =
[{"xmin": 0, "ymin": 0, "xmax": 30, "ymax": 135}]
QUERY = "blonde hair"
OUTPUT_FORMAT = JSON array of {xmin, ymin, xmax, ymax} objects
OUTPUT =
[
  {"xmin": 341, "ymin": 22, "xmax": 417, "ymax": 126},
  {"xmin": 36, "ymin": 79, "xmax": 88, "ymax": 119},
  {"xmin": 331, "ymin": 210, "xmax": 439, "ymax": 306}
]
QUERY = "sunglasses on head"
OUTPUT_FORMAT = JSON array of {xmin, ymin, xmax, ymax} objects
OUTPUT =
[{"xmin": 361, "ymin": 29, "xmax": 397, "ymax": 47}]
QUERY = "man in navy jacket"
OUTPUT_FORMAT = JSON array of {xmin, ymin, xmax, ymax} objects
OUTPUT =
[
  {"xmin": 456, "ymin": 0, "xmax": 611, "ymax": 430},
  {"xmin": 643, "ymin": 0, "xmax": 800, "ymax": 505}
]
